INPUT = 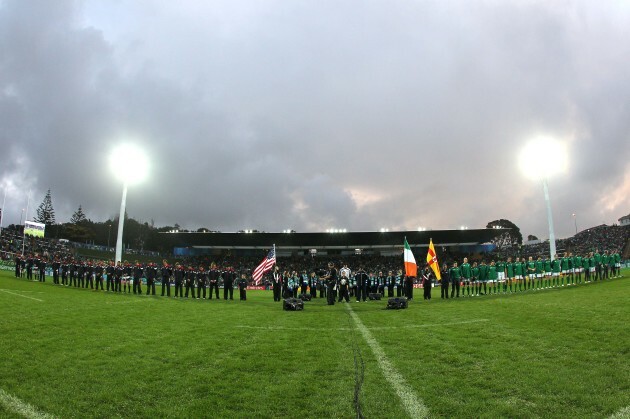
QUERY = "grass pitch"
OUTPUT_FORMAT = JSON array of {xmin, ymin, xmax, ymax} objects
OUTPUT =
[{"xmin": 0, "ymin": 270, "xmax": 628, "ymax": 418}]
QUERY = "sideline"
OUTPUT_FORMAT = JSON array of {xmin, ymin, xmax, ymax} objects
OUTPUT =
[
  {"xmin": 0, "ymin": 289, "xmax": 44, "ymax": 302},
  {"xmin": 346, "ymin": 304, "xmax": 429, "ymax": 418},
  {"xmin": 0, "ymin": 388, "xmax": 56, "ymax": 419}
]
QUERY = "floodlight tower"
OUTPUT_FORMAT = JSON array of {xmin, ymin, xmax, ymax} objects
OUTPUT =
[
  {"xmin": 519, "ymin": 137, "xmax": 568, "ymax": 261},
  {"xmin": 110, "ymin": 144, "xmax": 148, "ymax": 264}
]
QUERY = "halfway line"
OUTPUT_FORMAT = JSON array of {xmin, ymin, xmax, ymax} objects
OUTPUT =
[
  {"xmin": 0, "ymin": 388, "xmax": 56, "ymax": 419},
  {"xmin": 346, "ymin": 304, "xmax": 429, "ymax": 418},
  {"xmin": 0, "ymin": 289, "xmax": 44, "ymax": 302}
]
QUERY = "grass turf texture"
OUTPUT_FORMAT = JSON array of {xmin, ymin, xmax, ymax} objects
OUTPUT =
[{"xmin": 0, "ymin": 270, "xmax": 628, "ymax": 418}]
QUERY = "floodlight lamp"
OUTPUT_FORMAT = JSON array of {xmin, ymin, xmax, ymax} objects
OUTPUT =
[
  {"xmin": 110, "ymin": 144, "xmax": 149, "ymax": 185},
  {"xmin": 518, "ymin": 136, "xmax": 568, "ymax": 181}
]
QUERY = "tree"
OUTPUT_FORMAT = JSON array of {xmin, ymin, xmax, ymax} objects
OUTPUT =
[
  {"xmin": 70, "ymin": 205, "xmax": 88, "ymax": 225},
  {"xmin": 486, "ymin": 219, "xmax": 523, "ymax": 254},
  {"xmin": 527, "ymin": 234, "xmax": 539, "ymax": 241},
  {"xmin": 34, "ymin": 189, "xmax": 56, "ymax": 225}
]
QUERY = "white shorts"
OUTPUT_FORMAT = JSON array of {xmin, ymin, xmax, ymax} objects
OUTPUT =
[
  {"xmin": 590, "ymin": 267, "xmax": 596, "ymax": 273},
  {"xmin": 498, "ymin": 272, "xmax": 505, "ymax": 280},
  {"xmin": 536, "ymin": 274, "xmax": 543, "ymax": 278},
  {"xmin": 562, "ymin": 270, "xmax": 569, "ymax": 274},
  {"xmin": 552, "ymin": 272, "xmax": 559, "ymax": 277},
  {"xmin": 615, "ymin": 263, "xmax": 621, "ymax": 268},
  {"xmin": 529, "ymin": 274, "xmax": 536, "ymax": 279},
  {"xmin": 515, "ymin": 275, "xmax": 522, "ymax": 280},
  {"xmin": 545, "ymin": 272, "xmax": 552, "ymax": 277}
]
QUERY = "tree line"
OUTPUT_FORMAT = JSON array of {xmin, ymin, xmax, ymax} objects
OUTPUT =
[{"xmin": 20, "ymin": 190, "xmax": 210, "ymax": 254}]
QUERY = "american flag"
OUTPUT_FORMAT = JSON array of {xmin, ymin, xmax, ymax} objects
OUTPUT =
[{"xmin": 252, "ymin": 247, "xmax": 276, "ymax": 285}]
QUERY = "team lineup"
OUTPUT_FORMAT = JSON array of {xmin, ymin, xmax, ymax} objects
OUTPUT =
[{"xmin": 10, "ymin": 248, "xmax": 623, "ymax": 303}]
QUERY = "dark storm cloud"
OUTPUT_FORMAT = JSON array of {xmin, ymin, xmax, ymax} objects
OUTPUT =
[{"xmin": 1, "ymin": 0, "xmax": 629, "ymax": 239}]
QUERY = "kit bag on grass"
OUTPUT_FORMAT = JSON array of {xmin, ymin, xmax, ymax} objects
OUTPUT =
[
  {"xmin": 283, "ymin": 298, "xmax": 304, "ymax": 311},
  {"xmin": 386, "ymin": 297, "xmax": 408, "ymax": 309}
]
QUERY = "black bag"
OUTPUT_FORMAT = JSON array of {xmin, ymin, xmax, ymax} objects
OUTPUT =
[
  {"xmin": 368, "ymin": 293, "xmax": 382, "ymax": 300},
  {"xmin": 299, "ymin": 293, "xmax": 312, "ymax": 301},
  {"xmin": 283, "ymin": 298, "xmax": 304, "ymax": 311},
  {"xmin": 386, "ymin": 297, "xmax": 408, "ymax": 309}
]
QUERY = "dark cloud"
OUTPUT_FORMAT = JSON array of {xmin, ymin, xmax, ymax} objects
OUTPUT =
[{"xmin": 1, "ymin": 0, "xmax": 629, "ymax": 240}]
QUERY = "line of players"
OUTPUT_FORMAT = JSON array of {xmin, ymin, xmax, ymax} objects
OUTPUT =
[
  {"xmin": 442, "ymin": 250, "xmax": 623, "ymax": 298},
  {"xmin": 13, "ymin": 258, "xmax": 249, "ymax": 301}
]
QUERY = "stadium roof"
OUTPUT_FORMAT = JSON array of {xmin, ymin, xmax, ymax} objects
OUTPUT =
[{"xmin": 159, "ymin": 229, "xmax": 505, "ymax": 250}]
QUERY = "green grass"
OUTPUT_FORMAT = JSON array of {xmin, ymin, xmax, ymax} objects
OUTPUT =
[{"xmin": 0, "ymin": 270, "xmax": 628, "ymax": 418}]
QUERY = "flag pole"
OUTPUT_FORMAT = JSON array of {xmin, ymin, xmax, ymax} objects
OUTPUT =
[
  {"xmin": 22, "ymin": 190, "xmax": 31, "ymax": 256},
  {"xmin": 273, "ymin": 243, "xmax": 276, "ymax": 266},
  {"xmin": 0, "ymin": 188, "xmax": 6, "ymax": 237}
]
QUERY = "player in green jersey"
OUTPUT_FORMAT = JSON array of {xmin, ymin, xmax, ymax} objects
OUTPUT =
[
  {"xmin": 560, "ymin": 253, "xmax": 570, "ymax": 286},
  {"xmin": 583, "ymin": 253, "xmax": 592, "ymax": 282},
  {"xmin": 588, "ymin": 252, "xmax": 596, "ymax": 282},
  {"xmin": 461, "ymin": 258, "xmax": 472, "ymax": 297},
  {"xmin": 472, "ymin": 262, "xmax": 480, "ymax": 296},
  {"xmin": 506, "ymin": 257, "xmax": 515, "ymax": 293},
  {"xmin": 543, "ymin": 257, "xmax": 552, "ymax": 288},
  {"xmin": 488, "ymin": 261, "xmax": 498, "ymax": 294},
  {"xmin": 613, "ymin": 252, "xmax": 621, "ymax": 278},
  {"xmin": 450, "ymin": 262, "xmax": 461, "ymax": 298},
  {"xmin": 526, "ymin": 257, "xmax": 536, "ymax": 290},
  {"xmin": 535, "ymin": 256, "xmax": 544, "ymax": 289},
  {"xmin": 573, "ymin": 254, "xmax": 582, "ymax": 284},
  {"xmin": 513, "ymin": 257, "xmax": 524, "ymax": 292},
  {"xmin": 478, "ymin": 260, "xmax": 489, "ymax": 295},
  {"xmin": 602, "ymin": 251, "xmax": 610, "ymax": 280},
  {"xmin": 593, "ymin": 250, "xmax": 602, "ymax": 281},
  {"xmin": 551, "ymin": 256, "xmax": 561, "ymax": 287},
  {"xmin": 496, "ymin": 259, "xmax": 506, "ymax": 293}
]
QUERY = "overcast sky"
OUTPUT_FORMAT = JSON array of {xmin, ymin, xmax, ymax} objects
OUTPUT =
[{"xmin": 1, "ymin": 0, "xmax": 629, "ymax": 240}]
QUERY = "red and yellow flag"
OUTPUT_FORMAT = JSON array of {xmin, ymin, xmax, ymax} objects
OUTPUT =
[{"xmin": 426, "ymin": 238, "xmax": 441, "ymax": 280}]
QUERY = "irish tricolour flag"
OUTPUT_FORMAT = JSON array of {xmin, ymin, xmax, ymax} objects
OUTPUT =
[{"xmin": 403, "ymin": 238, "xmax": 417, "ymax": 277}]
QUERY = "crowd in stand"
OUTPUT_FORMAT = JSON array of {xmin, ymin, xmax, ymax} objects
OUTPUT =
[{"xmin": 0, "ymin": 230, "xmax": 73, "ymax": 262}]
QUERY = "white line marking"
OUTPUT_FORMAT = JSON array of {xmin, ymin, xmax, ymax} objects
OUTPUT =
[
  {"xmin": 0, "ymin": 289, "xmax": 44, "ymax": 294},
  {"xmin": 609, "ymin": 406, "xmax": 630, "ymax": 419},
  {"xmin": 0, "ymin": 388, "xmax": 56, "ymax": 419},
  {"xmin": 0, "ymin": 289, "xmax": 44, "ymax": 302},
  {"xmin": 346, "ymin": 304, "xmax": 429, "ymax": 418},
  {"xmin": 235, "ymin": 318, "xmax": 489, "ymax": 331},
  {"xmin": 105, "ymin": 299, "xmax": 151, "ymax": 305}
]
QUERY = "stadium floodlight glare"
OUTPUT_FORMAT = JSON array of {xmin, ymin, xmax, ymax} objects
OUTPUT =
[
  {"xmin": 110, "ymin": 144, "xmax": 148, "ymax": 264},
  {"xmin": 519, "ymin": 136, "xmax": 568, "ymax": 261}
]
